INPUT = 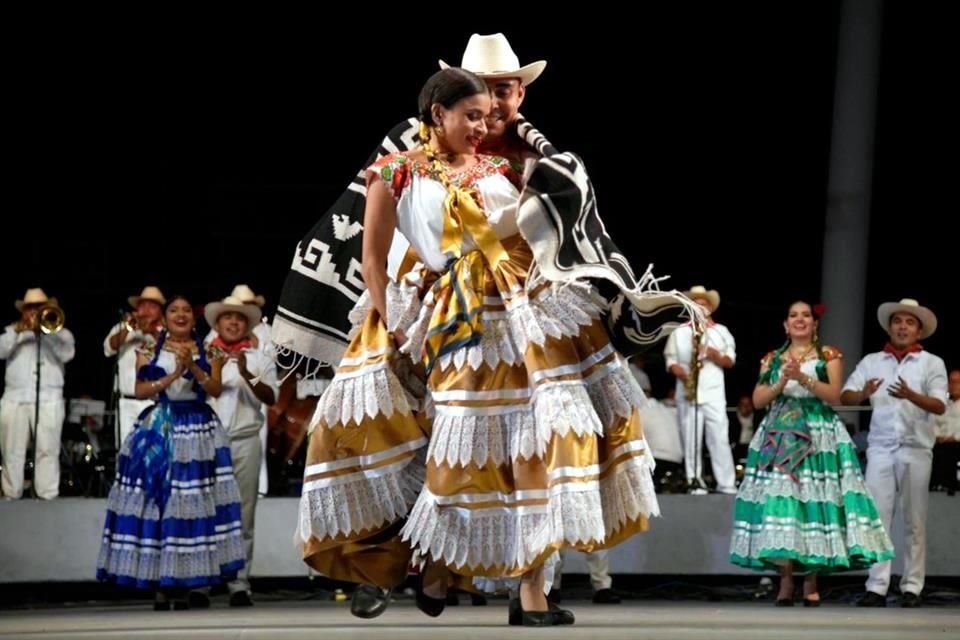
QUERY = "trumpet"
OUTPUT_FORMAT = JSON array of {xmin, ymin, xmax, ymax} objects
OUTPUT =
[
  {"xmin": 123, "ymin": 312, "xmax": 163, "ymax": 336},
  {"xmin": 36, "ymin": 303, "xmax": 65, "ymax": 335}
]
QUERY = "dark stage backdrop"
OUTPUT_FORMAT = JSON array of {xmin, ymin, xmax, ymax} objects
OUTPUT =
[{"xmin": 4, "ymin": 6, "xmax": 955, "ymax": 407}]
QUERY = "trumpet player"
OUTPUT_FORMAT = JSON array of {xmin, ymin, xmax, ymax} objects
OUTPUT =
[
  {"xmin": 103, "ymin": 286, "xmax": 166, "ymax": 445},
  {"xmin": 0, "ymin": 288, "xmax": 75, "ymax": 499},
  {"xmin": 664, "ymin": 285, "xmax": 737, "ymax": 495}
]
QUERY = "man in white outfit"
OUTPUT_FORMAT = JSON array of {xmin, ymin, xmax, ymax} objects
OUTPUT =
[
  {"xmin": 195, "ymin": 296, "xmax": 278, "ymax": 607},
  {"xmin": 0, "ymin": 288, "xmax": 75, "ymax": 499},
  {"xmin": 103, "ymin": 286, "xmax": 165, "ymax": 446},
  {"xmin": 664, "ymin": 285, "xmax": 737, "ymax": 494},
  {"xmin": 206, "ymin": 284, "xmax": 272, "ymax": 497},
  {"xmin": 843, "ymin": 299, "xmax": 947, "ymax": 608}
]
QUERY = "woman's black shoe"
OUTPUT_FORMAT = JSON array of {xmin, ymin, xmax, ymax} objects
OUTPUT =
[
  {"xmin": 517, "ymin": 598, "xmax": 557, "ymax": 627},
  {"xmin": 350, "ymin": 585, "xmax": 391, "ymax": 619},
  {"xmin": 415, "ymin": 589, "xmax": 446, "ymax": 617},
  {"xmin": 153, "ymin": 593, "xmax": 170, "ymax": 611},
  {"xmin": 413, "ymin": 570, "xmax": 447, "ymax": 618},
  {"xmin": 508, "ymin": 598, "xmax": 574, "ymax": 626}
]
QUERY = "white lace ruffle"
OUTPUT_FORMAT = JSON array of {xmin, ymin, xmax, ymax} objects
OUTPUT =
[
  {"xmin": 402, "ymin": 454, "xmax": 657, "ymax": 572},
  {"xmin": 104, "ymin": 485, "xmax": 162, "ymax": 520},
  {"xmin": 502, "ymin": 282, "xmax": 601, "ymax": 355},
  {"xmin": 313, "ymin": 363, "xmax": 417, "ymax": 429},
  {"xmin": 296, "ymin": 457, "xmax": 425, "ymax": 543},
  {"xmin": 533, "ymin": 382, "xmax": 603, "ymax": 438},
  {"xmin": 398, "ymin": 298, "xmax": 433, "ymax": 362},
  {"xmin": 346, "ymin": 292, "xmax": 373, "ymax": 341},
  {"xmin": 601, "ymin": 452, "xmax": 661, "ymax": 530},
  {"xmin": 386, "ymin": 279, "xmax": 423, "ymax": 333},
  {"xmin": 394, "ymin": 274, "xmax": 603, "ymax": 373},
  {"xmin": 469, "ymin": 549, "xmax": 560, "ymax": 595},
  {"xmin": 427, "ymin": 367, "xmax": 642, "ymax": 468},
  {"xmin": 586, "ymin": 362, "xmax": 646, "ymax": 428},
  {"xmin": 106, "ymin": 477, "xmax": 241, "ymax": 520},
  {"xmin": 347, "ymin": 278, "xmax": 422, "ymax": 336},
  {"xmin": 428, "ymin": 410, "xmax": 536, "ymax": 468},
  {"xmin": 98, "ymin": 527, "xmax": 246, "ymax": 583},
  {"xmin": 737, "ymin": 459, "xmax": 871, "ymax": 505},
  {"xmin": 730, "ymin": 513, "xmax": 893, "ymax": 561},
  {"xmin": 436, "ymin": 316, "xmax": 524, "ymax": 372},
  {"xmin": 121, "ymin": 418, "xmax": 229, "ymax": 463}
]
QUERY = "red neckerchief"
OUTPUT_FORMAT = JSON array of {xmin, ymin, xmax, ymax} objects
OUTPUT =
[
  {"xmin": 883, "ymin": 342, "xmax": 923, "ymax": 362},
  {"xmin": 210, "ymin": 335, "xmax": 252, "ymax": 355}
]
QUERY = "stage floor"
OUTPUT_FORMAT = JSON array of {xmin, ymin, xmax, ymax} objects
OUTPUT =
[
  {"xmin": 2, "ymin": 600, "xmax": 958, "ymax": 639},
  {"xmin": 6, "ymin": 494, "xmax": 960, "ymax": 581}
]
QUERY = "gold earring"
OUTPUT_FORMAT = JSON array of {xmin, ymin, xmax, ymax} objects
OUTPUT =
[{"xmin": 418, "ymin": 122, "xmax": 431, "ymax": 142}]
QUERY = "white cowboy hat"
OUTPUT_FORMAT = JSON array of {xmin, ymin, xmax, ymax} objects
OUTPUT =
[
  {"xmin": 205, "ymin": 295, "xmax": 262, "ymax": 330},
  {"xmin": 439, "ymin": 33, "xmax": 546, "ymax": 86},
  {"xmin": 15, "ymin": 288, "xmax": 58, "ymax": 311},
  {"xmin": 231, "ymin": 284, "xmax": 265, "ymax": 308},
  {"xmin": 685, "ymin": 285, "xmax": 720, "ymax": 312},
  {"xmin": 127, "ymin": 285, "xmax": 166, "ymax": 309},
  {"xmin": 877, "ymin": 298, "xmax": 937, "ymax": 339}
]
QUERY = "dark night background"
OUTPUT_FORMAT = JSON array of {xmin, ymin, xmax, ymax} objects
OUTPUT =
[{"xmin": 4, "ymin": 4, "xmax": 955, "ymax": 406}]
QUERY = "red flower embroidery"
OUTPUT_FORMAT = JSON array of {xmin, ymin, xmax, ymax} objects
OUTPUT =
[{"xmin": 391, "ymin": 163, "xmax": 408, "ymax": 196}]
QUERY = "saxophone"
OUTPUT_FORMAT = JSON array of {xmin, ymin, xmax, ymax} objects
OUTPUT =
[{"xmin": 684, "ymin": 326, "xmax": 703, "ymax": 402}]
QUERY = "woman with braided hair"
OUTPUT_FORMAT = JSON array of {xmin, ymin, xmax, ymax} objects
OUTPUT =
[
  {"xmin": 730, "ymin": 300, "xmax": 894, "ymax": 605},
  {"xmin": 295, "ymin": 68, "xmax": 659, "ymax": 626}
]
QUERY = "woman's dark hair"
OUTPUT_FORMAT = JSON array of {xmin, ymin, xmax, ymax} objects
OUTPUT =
[
  {"xmin": 163, "ymin": 295, "xmax": 192, "ymax": 314},
  {"xmin": 785, "ymin": 299, "xmax": 825, "ymax": 360},
  {"xmin": 417, "ymin": 68, "xmax": 488, "ymax": 126}
]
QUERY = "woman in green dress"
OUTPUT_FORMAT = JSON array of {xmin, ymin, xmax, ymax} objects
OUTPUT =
[{"xmin": 730, "ymin": 301, "xmax": 894, "ymax": 605}]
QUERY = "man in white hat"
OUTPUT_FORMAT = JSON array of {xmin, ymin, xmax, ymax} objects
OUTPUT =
[
  {"xmin": 0, "ymin": 288, "xmax": 76, "ymax": 499},
  {"xmin": 193, "ymin": 296, "xmax": 278, "ymax": 608},
  {"xmin": 842, "ymin": 299, "xmax": 948, "ymax": 608},
  {"xmin": 103, "ymin": 286, "xmax": 166, "ymax": 445},
  {"xmin": 206, "ymin": 284, "xmax": 272, "ymax": 498},
  {"xmin": 663, "ymin": 286, "xmax": 737, "ymax": 495},
  {"xmin": 440, "ymin": 33, "xmax": 546, "ymax": 164},
  {"xmin": 209, "ymin": 285, "xmax": 272, "ymax": 354},
  {"xmin": 378, "ymin": 33, "xmax": 548, "ymax": 283}
]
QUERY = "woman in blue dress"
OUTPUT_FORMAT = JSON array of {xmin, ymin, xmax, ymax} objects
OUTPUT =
[{"xmin": 97, "ymin": 295, "xmax": 245, "ymax": 609}]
